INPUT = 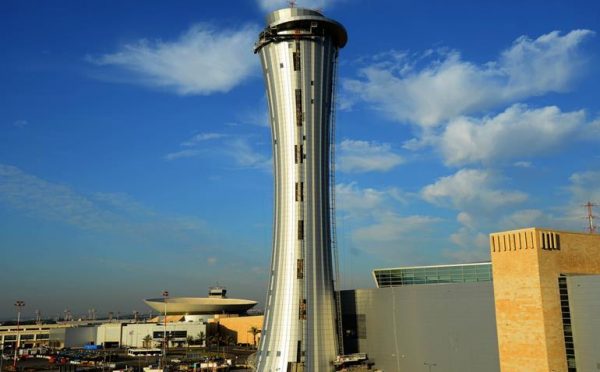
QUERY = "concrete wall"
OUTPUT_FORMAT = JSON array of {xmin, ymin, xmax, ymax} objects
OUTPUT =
[
  {"xmin": 340, "ymin": 283, "xmax": 499, "ymax": 372},
  {"xmin": 54, "ymin": 322, "xmax": 207, "ymax": 349},
  {"xmin": 567, "ymin": 275, "xmax": 600, "ymax": 371},
  {"xmin": 64, "ymin": 327, "xmax": 97, "ymax": 348},
  {"xmin": 96, "ymin": 323, "xmax": 122, "ymax": 347},
  {"xmin": 217, "ymin": 315, "xmax": 263, "ymax": 346}
]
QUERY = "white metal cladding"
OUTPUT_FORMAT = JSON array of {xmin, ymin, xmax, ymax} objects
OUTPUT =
[{"xmin": 254, "ymin": 7, "xmax": 347, "ymax": 372}]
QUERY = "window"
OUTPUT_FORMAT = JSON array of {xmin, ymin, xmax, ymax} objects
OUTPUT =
[
  {"xmin": 295, "ymin": 145, "xmax": 304, "ymax": 164},
  {"xmin": 299, "ymin": 299, "xmax": 307, "ymax": 320},
  {"xmin": 559, "ymin": 276, "xmax": 576, "ymax": 371},
  {"xmin": 295, "ymin": 89, "xmax": 303, "ymax": 126},
  {"xmin": 153, "ymin": 330, "xmax": 187, "ymax": 339},
  {"xmin": 297, "ymin": 259, "xmax": 304, "ymax": 279},
  {"xmin": 298, "ymin": 220, "xmax": 304, "ymax": 240},
  {"xmin": 295, "ymin": 182, "xmax": 304, "ymax": 202},
  {"xmin": 293, "ymin": 52, "xmax": 301, "ymax": 71}
]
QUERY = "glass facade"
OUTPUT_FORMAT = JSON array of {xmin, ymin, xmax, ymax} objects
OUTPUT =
[{"xmin": 373, "ymin": 263, "xmax": 492, "ymax": 287}]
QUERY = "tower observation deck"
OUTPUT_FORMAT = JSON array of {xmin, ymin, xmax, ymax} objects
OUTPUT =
[{"xmin": 254, "ymin": 7, "xmax": 347, "ymax": 372}]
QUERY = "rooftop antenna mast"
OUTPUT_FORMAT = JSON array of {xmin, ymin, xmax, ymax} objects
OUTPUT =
[
  {"xmin": 584, "ymin": 201, "xmax": 598, "ymax": 233},
  {"xmin": 289, "ymin": 0, "xmax": 296, "ymax": 8}
]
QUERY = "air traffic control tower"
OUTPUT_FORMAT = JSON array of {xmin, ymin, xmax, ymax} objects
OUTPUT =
[{"xmin": 254, "ymin": 7, "xmax": 347, "ymax": 372}]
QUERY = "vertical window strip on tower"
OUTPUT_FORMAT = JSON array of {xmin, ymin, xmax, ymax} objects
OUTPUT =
[
  {"xmin": 297, "ymin": 220, "xmax": 304, "ymax": 240},
  {"xmin": 295, "ymin": 182, "xmax": 304, "ymax": 202},
  {"xmin": 299, "ymin": 299, "xmax": 307, "ymax": 320},
  {"xmin": 293, "ymin": 52, "xmax": 301, "ymax": 71},
  {"xmin": 295, "ymin": 145, "xmax": 304, "ymax": 164},
  {"xmin": 295, "ymin": 89, "xmax": 303, "ymax": 126},
  {"xmin": 297, "ymin": 259, "xmax": 304, "ymax": 279}
]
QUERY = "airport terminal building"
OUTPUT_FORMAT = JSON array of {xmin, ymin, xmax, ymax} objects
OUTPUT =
[
  {"xmin": 340, "ymin": 263, "xmax": 499, "ymax": 371},
  {"xmin": 339, "ymin": 228, "xmax": 600, "ymax": 372},
  {"xmin": 2, "ymin": 228, "xmax": 599, "ymax": 371}
]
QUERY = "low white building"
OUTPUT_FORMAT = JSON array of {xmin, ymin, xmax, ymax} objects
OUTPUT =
[
  {"xmin": 117, "ymin": 322, "xmax": 206, "ymax": 348},
  {"xmin": 47, "ymin": 321, "xmax": 206, "ymax": 349}
]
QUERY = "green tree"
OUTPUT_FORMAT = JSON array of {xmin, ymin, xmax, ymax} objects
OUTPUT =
[
  {"xmin": 196, "ymin": 331, "xmax": 205, "ymax": 347},
  {"xmin": 207, "ymin": 334, "xmax": 219, "ymax": 349},
  {"xmin": 248, "ymin": 326, "xmax": 261, "ymax": 349},
  {"xmin": 142, "ymin": 334, "xmax": 153, "ymax": 348}
]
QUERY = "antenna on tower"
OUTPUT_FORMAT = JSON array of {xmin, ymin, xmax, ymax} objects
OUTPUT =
[
  {"xmin": 35, "ymin": 309, "xmax": 42, "ymax": 324},
  {"xmin": 583, "ymin": 201, "xmax": 598, "ymax": 233},
  {"xmin": 289, "ymin": 0, "xmax": 296, "ymax": 8}
]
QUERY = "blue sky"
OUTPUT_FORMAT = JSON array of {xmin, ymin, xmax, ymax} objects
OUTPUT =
[{"xmin": 1, "ymin": 0, "xmax": 599, "ymax": 320}]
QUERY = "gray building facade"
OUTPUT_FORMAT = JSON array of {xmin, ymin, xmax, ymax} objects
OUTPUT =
[
  {"xmin": 340, "ymin": 282, "xmax": 500, "ymax": 372},
  {"xmin": 566, "ymin": 275, "xmax": 600, "ymax": 371}
]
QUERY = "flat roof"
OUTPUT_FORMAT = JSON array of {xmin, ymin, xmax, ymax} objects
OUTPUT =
[{"xmin": 373, "ymin": 262, "xmax": 491, "ymax": 272}]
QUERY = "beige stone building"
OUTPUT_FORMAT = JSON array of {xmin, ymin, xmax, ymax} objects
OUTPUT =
[
  {"xmin": 211, "ymin": 315, "xmax": 263, "ymax": 347},
  {"xmin": 490, "ymin": 228, "xmax": 600, "ymax": 372}
]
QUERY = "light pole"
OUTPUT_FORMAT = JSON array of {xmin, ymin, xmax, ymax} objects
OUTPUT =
[
  {"xmin": 424, "ymin": 361, "xmax": 437, "ymax": 372},
  {"xmin": 161, "ymin": 290, "xmax": 169, "ymax": 368},
  {"xmin": 13, "ymin": 300, "xmax": 25, "ymax": 368}
]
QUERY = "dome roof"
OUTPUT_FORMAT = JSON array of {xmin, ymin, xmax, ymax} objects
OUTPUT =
[{"xmin": 144, "ymin": 296, "xmax": 257, "ymax": 315}]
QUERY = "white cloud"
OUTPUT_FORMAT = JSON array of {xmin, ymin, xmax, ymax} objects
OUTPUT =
[
  {"xmin": 239, "ymin": 106, "xmax": 269, "ymax": 127},
  {"xmin": 333, "ymin": 182, "xmax": 435, "ymax": 262},
  {"xmin": 344, "ymin": 30, "xmax": 594, "ymax": 127},
  {"xmin": 165, "ymin": 132, "xmax": 225, "ymax": 160},
  {"xmin": 257, "ymin": 0, "xmax": 340, "ymax": 11},
  {"xmin": 0, "ymin": 164, "xmax": 117, "ymax": 231},
  {"xmin": 164, "ymin": 149, "xmax": 202, "ymax": 161},
  {"xmin": 337, "ymin": 139, "xmax": 403, "ymax": 173},
  {"xmin": 165, "ymin": 132, "xmax": 272, "ymax": 172},
  {"xmin": 448, "ymin": 228, "xmax": 489, "ymax": 253},
  {"xmin": 181, "ymin": 133, "xmax": 226, "ymax": 147},
  {"xmin": 560, "ymin": 171, "xmax": 600, "ymax": 230},
  {"xmin": 513, "ymin": 161, "xmax": 532, "ymax": 168},
  {"xmin": 567, "ymin": 171, "xmax": 600, "ymax": 204},
  {"xmin": 439, "ymin": 104, "xmax": 587, "ymax": 165},
  {"xmin": 443, "ymin": 238, "xmax": 491, "ymax": 263},
  {"xmin": 335, "ymin": 182, "xmax": 411, "ymax": 218},
  {"xmin": 91, "ymin": 192, "xmax": 156, "ymax": 217},
  {"xmin": 499, "ymin": 209, "xmax": 546, "ymax": 229},
  {"xmin": 421, "ymin": 168, "xmax": 527, "ymax": 210},
  {"xmin": 456, "ymin": 211, "xmax": 476, "ymax": 229},
  {"xmin": 336, "ymin": 182, "xmax": 387, "ymax": 216},
  {"xmin": 353, "ymin": 212, "xmax": 439, "ymax": 243},
  {"xmin": 90, "ymin": 24, "xmax": 259, "ymax": 95},
  {"xmin": 442, "ymin": 212, "xmax": 491, "ymax": 263},
  {"xmin": 226, "ymin": 138, "xmax": 272, "ymax": 172},
  {"xmin": 0, "ymin": 164, "xmax": 206, "ymax": 236}
]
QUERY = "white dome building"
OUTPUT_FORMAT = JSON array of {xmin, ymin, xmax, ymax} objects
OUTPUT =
[{"xmin": 144, "ymin": 287, "xmax": 257, "ymax": 322}]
